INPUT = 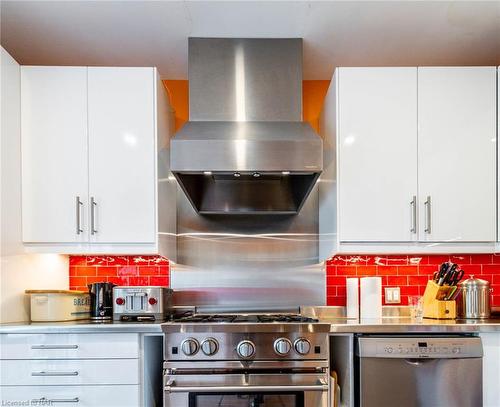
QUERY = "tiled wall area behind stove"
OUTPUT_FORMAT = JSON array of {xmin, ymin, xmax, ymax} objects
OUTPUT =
[
  {"xmin": 70, "ymin": 254, "xmax": 500, "ymax": 307},
  {"xmin": 69, "ymin": 256, "xmax": 169, "ymax": 291},
  {"xmin": 326, "ymin": 254, "xmax": 500, "ymax": 307}
]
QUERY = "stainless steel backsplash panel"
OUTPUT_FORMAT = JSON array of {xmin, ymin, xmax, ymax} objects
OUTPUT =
[{"xmin": 171, "ymin": 184, "xmax": 325, "ymax": 309}]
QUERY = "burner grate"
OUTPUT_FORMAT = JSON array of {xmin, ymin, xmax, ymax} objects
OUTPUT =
[{"xmin": 172, "ymin": 313, "xmax": 318, "ymax": 324}]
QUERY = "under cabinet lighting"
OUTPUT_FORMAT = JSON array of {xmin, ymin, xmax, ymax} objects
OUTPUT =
[{"xmin": 203, "ymin": 171, "xmax": 212, "ymax": 176}]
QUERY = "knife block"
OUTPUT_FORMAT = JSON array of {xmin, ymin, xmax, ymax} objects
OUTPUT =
[{"xmin": 422, "ymin": 281, "xmax": 456, "ymax": 319}]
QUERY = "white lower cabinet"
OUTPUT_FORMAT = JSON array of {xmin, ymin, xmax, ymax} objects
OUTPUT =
[
  {"xmin": 0, "ymin": 332, "xmax": 139, "ymax": 359},
  {"xmin": 480, "ymin": 333, "xmax": 500, "ymax": 407},
  {"xmin": 0, "ymin": 333, "xmax": 143, "ymax": 407},
  {"xmin": 1, "ymin": 385, "xmax": 140, "ymax": 407},
  {"xmin": 0, "ymin": 359, "xmax": 139, "ymax": 386}
]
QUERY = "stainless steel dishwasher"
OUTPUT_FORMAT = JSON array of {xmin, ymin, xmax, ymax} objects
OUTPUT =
[{"xmin": 355, "ymin": 336, "xmax": 483, "ymax": 407}]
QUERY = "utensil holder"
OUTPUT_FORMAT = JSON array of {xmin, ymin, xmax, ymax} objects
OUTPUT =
[{"xmin": 422, "ymin": 280, "xmax": 456, "ymax": 319}]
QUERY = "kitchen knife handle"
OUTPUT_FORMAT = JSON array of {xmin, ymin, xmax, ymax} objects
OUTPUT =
[
  {"xmin": 75, "ymin": 196, "xmax": 83, "ymax": 235},
  {"xmin": 424, "ymin": 196, "xmax": 431, "ymax": 233},
  {"xmin": 90, "ymin": 197, "xmax": 97, "ymax": 235},
  {"xmin": 410, "ymin": 196, "xmax": 417, "ymax": 233}
]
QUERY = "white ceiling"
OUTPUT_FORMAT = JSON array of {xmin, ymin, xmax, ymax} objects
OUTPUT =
[{"xmin": 1, "ymin": 1, "xmax": 499, "ymax": 80}]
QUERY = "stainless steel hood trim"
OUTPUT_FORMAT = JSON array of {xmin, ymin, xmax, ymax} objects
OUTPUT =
[{"xmin": 171, "ymin": 121, "xmax": 323, "ymax": 172}]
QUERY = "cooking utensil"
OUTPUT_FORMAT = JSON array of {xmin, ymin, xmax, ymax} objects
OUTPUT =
[
  {"xmin": 435, "ymin": 263, "xmax": 449, "ymax": 284},
  {"xmin": 446, "ymin": 269, "xmax": 464, "ymax": 286},
  {"xmin": 456, "ymin": 275, "xmax": 491, "ymax": 319},
  {"xmin": 438, "ymin": 263, "xmax": 457, "ymax": 286}
]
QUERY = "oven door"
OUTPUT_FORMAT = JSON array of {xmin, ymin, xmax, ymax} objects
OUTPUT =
[{"xmin": 164, "ymin": 368, "xmax": 328, "ymax": 407}]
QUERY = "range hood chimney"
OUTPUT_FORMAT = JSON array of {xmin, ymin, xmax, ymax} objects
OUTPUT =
[{"xmin": 171, "ymin": 38, "xmax": 323, "ymax": 214}]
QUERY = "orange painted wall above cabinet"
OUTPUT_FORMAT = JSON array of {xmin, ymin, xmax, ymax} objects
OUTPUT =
[{"xmin": 163, "ymin": 80, "xmax": 330, "ymax": 132}]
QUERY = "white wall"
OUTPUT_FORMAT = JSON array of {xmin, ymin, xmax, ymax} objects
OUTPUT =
[{"xmin": 1, "ymin": 46, "xmax": 68, "ymax": 323}]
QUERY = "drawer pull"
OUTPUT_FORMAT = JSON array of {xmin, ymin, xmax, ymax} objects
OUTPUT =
[
  {"xmin": 31, "ymin": 345, "xmax": 79, "ymax": 350},
  {"xmin": 35, "ymin": 397, "xmax": 79, "ymax": 404},
  {"xmin": 32, "ymin": 371, "xmax": 79, "ymax": 377}
]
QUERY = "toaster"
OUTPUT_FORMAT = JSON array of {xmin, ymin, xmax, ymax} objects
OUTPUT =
[{"xmin": 112, "ymin": 286, "xmax": 173, "ymax": 322}]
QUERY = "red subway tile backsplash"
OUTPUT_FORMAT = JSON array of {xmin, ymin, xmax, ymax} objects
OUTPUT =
[
  {"xmin": 69, "ymin": 255, "xmax": 169, "ymax": 291},
  {"xmin": 326, "ymin": 254, "xmax": 500, "ymax": 307},
  {"xmin": 70, "ymin": 254, "xmax": 499, "ymax": 308}
]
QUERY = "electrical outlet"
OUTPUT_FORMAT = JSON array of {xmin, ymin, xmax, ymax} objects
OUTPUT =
[{"xmin": 385, "ymin": 287, "xmax": 401, "ymax": 304}]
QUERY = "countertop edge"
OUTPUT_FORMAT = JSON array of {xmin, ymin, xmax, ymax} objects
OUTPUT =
[{"xmin": 1, "ymin": 322, "xmax": 500, "ymax": 334}]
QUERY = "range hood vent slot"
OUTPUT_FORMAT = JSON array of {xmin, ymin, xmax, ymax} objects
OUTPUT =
[{"xmin": 175, "ymin": 172, "xmax": 319, "ymax": 215}]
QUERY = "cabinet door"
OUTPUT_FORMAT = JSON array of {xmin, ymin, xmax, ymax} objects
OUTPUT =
[
  {"xmin": 338, "ymin": 68, "xmax": 418, "ymax": 241},
  {"xmin": 418, "ymin": 67, "xmax": 496, "ymax": 242},
  {"xmin": 88, "ymin": 67, "xmax": 156, "ymax": 243},
  {"xmin": 21, "ymin": 67, "xmax": 88, "ymax": 243},
  {"xmin": 1, "ymin": 385, "xmax": 140, "ymax": 407},
  {"xmin": 480, "ymin": 333, "xmax": 500, "ymax": 407}
]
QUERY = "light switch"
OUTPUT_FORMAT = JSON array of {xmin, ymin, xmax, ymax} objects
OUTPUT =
[{"xmin": 385, "ymin": 287, "xmax": 401, "ymax": 304}]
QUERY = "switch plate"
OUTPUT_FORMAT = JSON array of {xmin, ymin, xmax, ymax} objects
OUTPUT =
[{"xmin": 385, "ymin": 287, "xmax": 401, "ymax": 304}]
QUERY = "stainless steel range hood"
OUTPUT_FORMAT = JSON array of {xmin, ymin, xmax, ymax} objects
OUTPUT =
[{"xmin": 170, "ymin": 38, "xmax": 323, "ymax": 215}]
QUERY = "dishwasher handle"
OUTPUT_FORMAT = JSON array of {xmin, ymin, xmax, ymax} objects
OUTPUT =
[{"xmin": 403, "ymin": 358, "xmax": 438, "ymax": 366}]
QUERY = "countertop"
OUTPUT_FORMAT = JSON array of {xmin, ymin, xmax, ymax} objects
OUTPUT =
[
  {"xmin": 0, "ymin": 320, "xmax": 165, "ymax": 334},
  {"xmin": 1, "ymin": 316, "xmax": 500, "ymax": 334}
]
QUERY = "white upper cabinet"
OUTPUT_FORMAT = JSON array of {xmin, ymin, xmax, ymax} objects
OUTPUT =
[
  {"xmin": 418, "ymin": 67, "xmax": 497, "ymax": 242},
  {"xmin": 88, "ymin": 68, "xmax": 156, "ymax": 244},
  {"xmin": 21, "ymin": 66, "xmax": 170, "ymax": 253},
  {"xmin": 337, "ymin": 67, "xmax": 418, "ymax": 242},
  {"xmin": 21, "ymin": 67, "xmax": 88, "ymax": 243},
  {"xmin": 320, "ymin": 66, "xmax": 497, "ymax": 255}
]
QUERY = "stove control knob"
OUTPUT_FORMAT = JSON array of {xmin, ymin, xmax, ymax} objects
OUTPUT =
[
  {"xmin": 294, "ymin": 338, "xmax": 311, "ymax": 355},
  {"xmin": 274, "ymin": 338, "xmax": 292, "ymax": 356},
  {"xmin": 237, "ymin": 340, "xmax": 255, "ymax": 359},
  {"xmin": 201, "ymin": 338, "xmax": 219, "ymax": 356},
  {"xmin": 181, "ymin": 338, "xmax": 199, "ymax": 356}
]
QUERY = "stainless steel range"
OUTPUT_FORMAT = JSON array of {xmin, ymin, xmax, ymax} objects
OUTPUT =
[{"xmin": 162, "ymin": 313, "xmax": 330, "ymax": 407}]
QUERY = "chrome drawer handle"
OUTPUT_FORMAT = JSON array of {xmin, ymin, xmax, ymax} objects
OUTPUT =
[
  {"xmin": 31, "ymin": 345, "xmax": 79, "ymax": 350},
  {"xmin": 34, "ymin": 397, "xmax": 79, "ymax": 404},
  {"xmin": 32, "ymin": 371, "xmax": 79, "ymax": 376}
]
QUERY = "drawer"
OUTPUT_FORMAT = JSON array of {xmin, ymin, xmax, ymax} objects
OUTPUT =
[
  {"xmin": 0, "ymin": 385, "xmax": 140, "ymax": 407},
  {"xmin": 0, "ymin": 359, "xmax": 139, "ymax": 385},
  {"xmin": 0, "ymin": 333, "xmax": 139, "ymax": 359}
]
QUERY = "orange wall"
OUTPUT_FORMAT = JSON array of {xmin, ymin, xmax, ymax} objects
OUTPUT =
[{"xmin": 163, "ymin": 80, "xmax": 330, "ymax": 132}]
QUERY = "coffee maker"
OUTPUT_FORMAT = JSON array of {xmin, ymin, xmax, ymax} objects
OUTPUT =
[{"xmin": 88, "ymin": 282, "xmax": 115, "ymax": 321}]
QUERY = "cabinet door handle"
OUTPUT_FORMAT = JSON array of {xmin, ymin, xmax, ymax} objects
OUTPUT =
[
  {"xmin": 32, "ymin": 371, "xmax": 79, "ymax": 376},
  {"xmin": 424, "ymin": 196, "xmax": 431, "ymax": 233},
  {"xmin": 410, "ymin": 195, "xmax": 417, "ymax": 233},
  {"xmin": 75, "ymin": 196, "xmax": 83, "ymax": 235},
  {"xmin": 90, "ymin": 197, "xmax": 98, "ymax": 235},
  {"xmin": 31, "ymin": 345, "xmax": 78, "ymax": 350},
  {"xmin": 34, "ymin": 397, "xmax": 79, "ymax": 404}
]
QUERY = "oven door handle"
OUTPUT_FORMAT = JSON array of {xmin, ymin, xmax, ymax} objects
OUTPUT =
[{"xmin": 165, "ymin": 381, "xmax": 328, "ymax": 393}]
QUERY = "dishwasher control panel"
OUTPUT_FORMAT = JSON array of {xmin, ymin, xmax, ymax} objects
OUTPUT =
[{"xmin": 358, "ymin": 337, "xmax": 483, "ymax": 359}]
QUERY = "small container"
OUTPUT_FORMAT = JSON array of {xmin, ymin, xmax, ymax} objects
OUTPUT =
[
  {"xmin": 457, "ymin": 276, "xmax": 491, "ymax": 319},
  {"xmin": 26, "ymin": 290, "xmax": 90, "ymax": 322}
]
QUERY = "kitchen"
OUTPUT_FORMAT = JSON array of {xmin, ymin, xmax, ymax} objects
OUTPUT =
[{"xmin": 1, "ymin": 1, "xmax": 499, "ymax": 406}]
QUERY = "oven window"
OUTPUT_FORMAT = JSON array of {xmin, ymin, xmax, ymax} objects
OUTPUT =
[{"xmin": 189, "ymin": 391, "xmax": 304, "ymax": 407}]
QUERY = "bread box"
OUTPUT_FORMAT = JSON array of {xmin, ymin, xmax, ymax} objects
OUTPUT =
[{"xmin": 25, "ymin": 290, "xmax": 90, "ymax": 322}]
